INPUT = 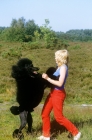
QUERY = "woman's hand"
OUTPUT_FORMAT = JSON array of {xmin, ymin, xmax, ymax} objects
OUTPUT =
[{"xmin": 42, "ymin": 73, "xmax": 49, "ymax": 80}]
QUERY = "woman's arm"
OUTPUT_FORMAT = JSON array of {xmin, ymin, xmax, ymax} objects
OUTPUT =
[{"xmin": 42, "ymin": 66, "xmax": 66, "ymax": 87}]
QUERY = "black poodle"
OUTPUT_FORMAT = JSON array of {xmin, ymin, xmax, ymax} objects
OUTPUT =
[{"xmin": 10, "ymin": 58, "xmax": 58, "ymax": 140}]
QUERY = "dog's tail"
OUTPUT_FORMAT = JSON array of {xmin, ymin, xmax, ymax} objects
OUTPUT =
[{"xmin": 10, "ymin": 106, "xmax": 20, "ymax": 115}]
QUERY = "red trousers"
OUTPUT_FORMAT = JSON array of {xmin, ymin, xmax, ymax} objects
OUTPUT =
[{"xmin": 41, "ymin": 89, "xmax": 79, "ymax": 137}]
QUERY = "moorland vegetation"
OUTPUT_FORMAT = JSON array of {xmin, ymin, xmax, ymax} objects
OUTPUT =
[{"xmin": 0, "ymin": 18, "xmax": 92, "ymax": 140}]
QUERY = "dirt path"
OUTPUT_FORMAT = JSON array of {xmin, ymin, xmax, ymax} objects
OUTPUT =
[
  {"xmin": 0, "ymin": 102, "xmax": 10, "ymax": 112},
  {"xmin": 0, "ymin": 102, "xmax": 92, "ymax": 112}
]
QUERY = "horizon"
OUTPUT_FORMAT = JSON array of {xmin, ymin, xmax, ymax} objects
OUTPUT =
[{"xmin": 0, "ymin": 0, "xmax": 92, "ymax": 32}]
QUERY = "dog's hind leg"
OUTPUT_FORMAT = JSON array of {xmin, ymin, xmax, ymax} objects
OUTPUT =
[
  {"xmin": 12, "ymin": 111, "xmax": 28, "ymax": 139},
  {"xmin": 27, "ymin": 112, "xmax": 33, "ymax": 133},
  {"xmin": 19, "ymin": 110, "xmax": 28, "ymax": 132}
]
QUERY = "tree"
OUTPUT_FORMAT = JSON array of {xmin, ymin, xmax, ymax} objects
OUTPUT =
[
  {"xmin": 25, "ymin": 20, "xmax": 40, "ymax": 35},
  {"xmin": 11, "ymin": 17, "xmax": 26, "ymax": 28},
  {"xmin": 39, "ymin": 19, "xmax": 57, "ymax": 47},
  {"xmin": 11, "ymin": 19, "xmax": 17, "ymax": 28}
]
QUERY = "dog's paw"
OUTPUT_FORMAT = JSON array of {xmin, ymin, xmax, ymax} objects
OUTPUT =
[
  {"xmin": 13, "ymin": 129, "xmax": 24, "ymax": 140},
  {"xmin": 26, "ymin": 130, "xmax": 32, "ymax": 135}
]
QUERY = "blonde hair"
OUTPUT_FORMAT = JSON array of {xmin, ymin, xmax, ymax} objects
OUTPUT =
[{"xmin": 55, "ymin": 49, "xmax": 69, "ymax": 66}]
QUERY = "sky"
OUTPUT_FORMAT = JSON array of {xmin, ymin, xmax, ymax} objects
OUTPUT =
[{"xmin": 0, "ymin": 0, "xmax": 92, "ymax": 32}]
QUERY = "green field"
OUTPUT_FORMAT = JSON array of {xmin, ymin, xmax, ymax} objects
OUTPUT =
[{"xmin": 0, "ymin": 41, "xmax": 92, "ymax": 140}]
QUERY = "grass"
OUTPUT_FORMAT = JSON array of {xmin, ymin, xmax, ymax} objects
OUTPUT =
[
  {"xmin": 1, "ymin": 103, "xmax": 92, "ymax": 140},
  {"xmin": 0, "ymin": 41, "xmax": 92, "ymax": 139}
]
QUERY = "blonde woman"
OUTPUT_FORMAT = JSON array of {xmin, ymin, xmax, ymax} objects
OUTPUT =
[{"xmin": 37, "ymin": 50, "xmax": 81, "ymax": 140}]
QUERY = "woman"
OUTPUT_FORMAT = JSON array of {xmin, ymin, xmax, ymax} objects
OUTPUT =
[{"xmin": 37, "ymin": 50, "xmax": 81, "ymax": 140}]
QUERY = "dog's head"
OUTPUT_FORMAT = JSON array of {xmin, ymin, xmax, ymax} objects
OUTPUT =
[{"xmin": 11, "ymin": 58, "xmax": 39, "ymax": 80}]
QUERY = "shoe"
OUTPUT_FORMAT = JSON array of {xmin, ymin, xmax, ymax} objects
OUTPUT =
[
  {"xmin": 37, "ymin": 135, "xmax": 50, "ymax": 140},
  {"xmin": 44, "ymin": 137, "xmax": 50, "ymax": 140},
  {"xmin": 37, "ymin": 136, "xmax": 44, "ymax": 140},
  {"xmin": 73, "ymin": 132, "xmax": 81, "ymax": 140}
]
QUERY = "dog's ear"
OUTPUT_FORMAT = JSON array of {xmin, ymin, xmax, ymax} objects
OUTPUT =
[{"xmin": 11, "ymin": 66, "xmax": 19, "ymax": 78}]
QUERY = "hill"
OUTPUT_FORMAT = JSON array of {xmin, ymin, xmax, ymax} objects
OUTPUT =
[{"xmin": 0, "ymin": 41, "xmax": 92, "ymax": 104}]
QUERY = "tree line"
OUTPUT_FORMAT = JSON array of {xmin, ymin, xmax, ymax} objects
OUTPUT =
[
  {"xmin": 0, "ymin": 17, "xmax": 92, "ymax": 45},
  {"xmin": 56, "ymin": 29, "xmax": 92, "ymax": 42}
]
